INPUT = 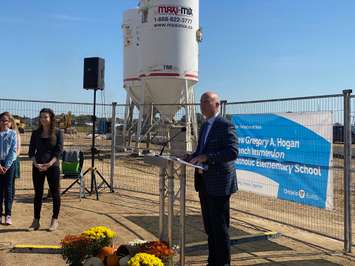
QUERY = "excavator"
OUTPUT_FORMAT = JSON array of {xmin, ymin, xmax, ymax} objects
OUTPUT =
[
  {"xmin": 57, "ymin": 112, "xmax": 77, "ymax": 134},
  {"xmin": 13, "ymin": 115, "xmax": 25, "ymax": 133}
]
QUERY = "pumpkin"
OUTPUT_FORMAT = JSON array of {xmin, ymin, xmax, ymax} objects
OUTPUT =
[
  {"xmin": 105, "ymin": 254, "xmax": 119, "ymax": 266},
  {"xmin": 97, "ymin": 246, "xmax": 115, "ymax": 261}
]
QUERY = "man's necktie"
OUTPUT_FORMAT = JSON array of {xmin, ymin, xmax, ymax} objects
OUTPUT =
[{"xmin": 199, "ymin": 122, "xmax": 209, "ymax": 154}]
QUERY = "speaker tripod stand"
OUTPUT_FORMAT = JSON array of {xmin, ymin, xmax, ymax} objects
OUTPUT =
[{"xmin": 82, "ymin": 88, "xmax": 112, "ymax": 200}]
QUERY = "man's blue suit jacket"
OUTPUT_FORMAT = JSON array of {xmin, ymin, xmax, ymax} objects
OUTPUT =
[{"xmin": 192, "ymin": 115, "xmax": 238, "ymax": 197}]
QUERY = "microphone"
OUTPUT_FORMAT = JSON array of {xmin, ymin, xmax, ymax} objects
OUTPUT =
[{"xmin": 159, "ymin": 127, "xmax": 187, "ymax": 155}]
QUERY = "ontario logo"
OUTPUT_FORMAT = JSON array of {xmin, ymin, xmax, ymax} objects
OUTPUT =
[
  {"xmin": 157, "ymin": 6, "xmax": 193, "ymax": 16},
  {"xmin": 298, "ymin": 189, "xmax": 305, "ymax": 199}
]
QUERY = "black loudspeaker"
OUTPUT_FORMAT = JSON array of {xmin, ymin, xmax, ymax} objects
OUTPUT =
[{"xmin": 83, "ymin": 57, "xmax": 105, "ymax": 90}]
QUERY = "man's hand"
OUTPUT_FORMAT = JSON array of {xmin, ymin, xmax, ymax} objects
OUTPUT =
[
  {"xmin": 190, "ymin": 154, "xmax": 208, "ymax": 165},
  {"xmin": 182, "ymin": 153, "xmax": 192, "ymax": 162},
  {"xmin": 0, "ymin": 165, "xmax": 5, "ymax": 175}
]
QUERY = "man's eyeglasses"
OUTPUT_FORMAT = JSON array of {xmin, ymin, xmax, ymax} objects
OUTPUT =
[{"xmin": 0, "ymin": 119, "xmax": 9, "ymax": 123}]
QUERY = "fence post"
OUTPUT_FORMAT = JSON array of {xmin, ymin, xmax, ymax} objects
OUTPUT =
[
  {"xmin": 179, "ymin": 164, "xmax": 186, "ymax": 266},
  {"xmin": 221, "ymin": 100, "xmax": 227, "ymax": 117},
  {"xmin": 167, "ymin": 160, "xmax": 174, "ymax": 266},
  {"xmin": 110, "ymin": 102, "xmax": 117, "ymax": 192},
  {"xmin": 343, "ymin": 89, "xmax": 352, "ymax": 252}
]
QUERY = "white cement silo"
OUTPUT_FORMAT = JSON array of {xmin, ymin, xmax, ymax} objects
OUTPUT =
[
  {"xmin": 121, "ymin": 0, "xmax": 200, "ymax": 152},
  {"xmin": 139, "ymin": 0, "xmax": 199, "ymax": 119},
  {"xmin": 123, "ymin": 8, "xmax": 153, "ymax": 111}
]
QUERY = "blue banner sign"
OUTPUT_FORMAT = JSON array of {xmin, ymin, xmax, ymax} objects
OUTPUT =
[{"xmin": 231, "ymin": 112, "xmax": 333, "ymax": 209}]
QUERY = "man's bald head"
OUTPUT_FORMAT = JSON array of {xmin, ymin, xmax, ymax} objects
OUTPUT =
[
  {"xmin": 200, "ymin": 91, "xmax": 221, "ymax": 119},
  {"xmin": 202, "ymin": 91, "xmax": 220, "ymax": 103}
]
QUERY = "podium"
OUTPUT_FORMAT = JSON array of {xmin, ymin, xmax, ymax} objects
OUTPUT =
[{"xmin": 144, "ymin": 155, "xmax": 203, "ymax": 266}]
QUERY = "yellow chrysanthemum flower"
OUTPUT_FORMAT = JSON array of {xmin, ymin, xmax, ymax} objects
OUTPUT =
[
  {"xmin": 81, "ymin": 226, "xmax": 117, "ymax": 240},
  {"xmin": 128, "ymin": 252, "xmax": 164, "ymax": 266}
]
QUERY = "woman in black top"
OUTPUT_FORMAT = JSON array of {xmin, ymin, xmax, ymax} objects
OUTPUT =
[{"xmin": 28, "ymin": 108, "xmax": 63, "ymax": 231}]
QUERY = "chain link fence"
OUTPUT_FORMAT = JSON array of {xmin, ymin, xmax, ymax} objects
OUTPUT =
[{"xmin": 2, "ymin": 91, "xmax": 354, "ymax": 252}]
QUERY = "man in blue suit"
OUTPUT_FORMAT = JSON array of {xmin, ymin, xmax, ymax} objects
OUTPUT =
[{"xmin": 189, "ymin": 92, "xmax": 238, "ymax": 266}]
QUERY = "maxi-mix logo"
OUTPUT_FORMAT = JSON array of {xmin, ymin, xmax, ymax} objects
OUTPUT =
[{"xmin": 157, "ymin": 5, "xmax": 193, "ymax": 16}]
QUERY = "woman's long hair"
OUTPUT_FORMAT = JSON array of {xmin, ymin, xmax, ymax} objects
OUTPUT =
[
  {"xmin": 38, "ymin": 108, "xmax": 56, "ymax": 145},
  {"xmin": 4, "ymin": 112, "xmax": 19, "ymax": 133}
]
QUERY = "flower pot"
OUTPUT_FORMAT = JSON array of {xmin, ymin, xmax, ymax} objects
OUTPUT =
[
  {"xmin": 83, "ymin": 257, "xmax": 105, "ymax": 266},
  {"xmin": 118, "ymin": 255, "xmax": 131, "ymax": 266}
]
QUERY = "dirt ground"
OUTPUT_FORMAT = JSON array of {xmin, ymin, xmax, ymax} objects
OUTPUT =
[{"xmin": 0, "ymin": 189, "xmax": 355, "ymax": 266}]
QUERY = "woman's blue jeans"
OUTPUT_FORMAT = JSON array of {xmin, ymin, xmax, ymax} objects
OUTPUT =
[{"xmin": 0, "ymin": 161, "xmax": 15, "ymax": 217}]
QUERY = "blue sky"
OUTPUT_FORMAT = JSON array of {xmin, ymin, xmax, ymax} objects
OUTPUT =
[{"xmin": 1, "ymin": 0, "xmax": 355, "ymax": 104}]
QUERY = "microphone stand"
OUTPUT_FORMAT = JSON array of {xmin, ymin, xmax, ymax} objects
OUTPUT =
[
  {"xmin": 159, "ymin": 127, "xmax": 186, "ymax": 156},
  {"xmin": 82, "ymin": 88, "xmax": 112, "ymax": 200}
]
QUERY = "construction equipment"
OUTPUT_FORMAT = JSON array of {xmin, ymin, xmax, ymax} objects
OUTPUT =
[
  {"xmin": 57, "ymin": 112, "xmax": 77, "ymax": 134},
  {"xmin": 13, "ymin": 115, "xmax": 25, "ymax": 133}
]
